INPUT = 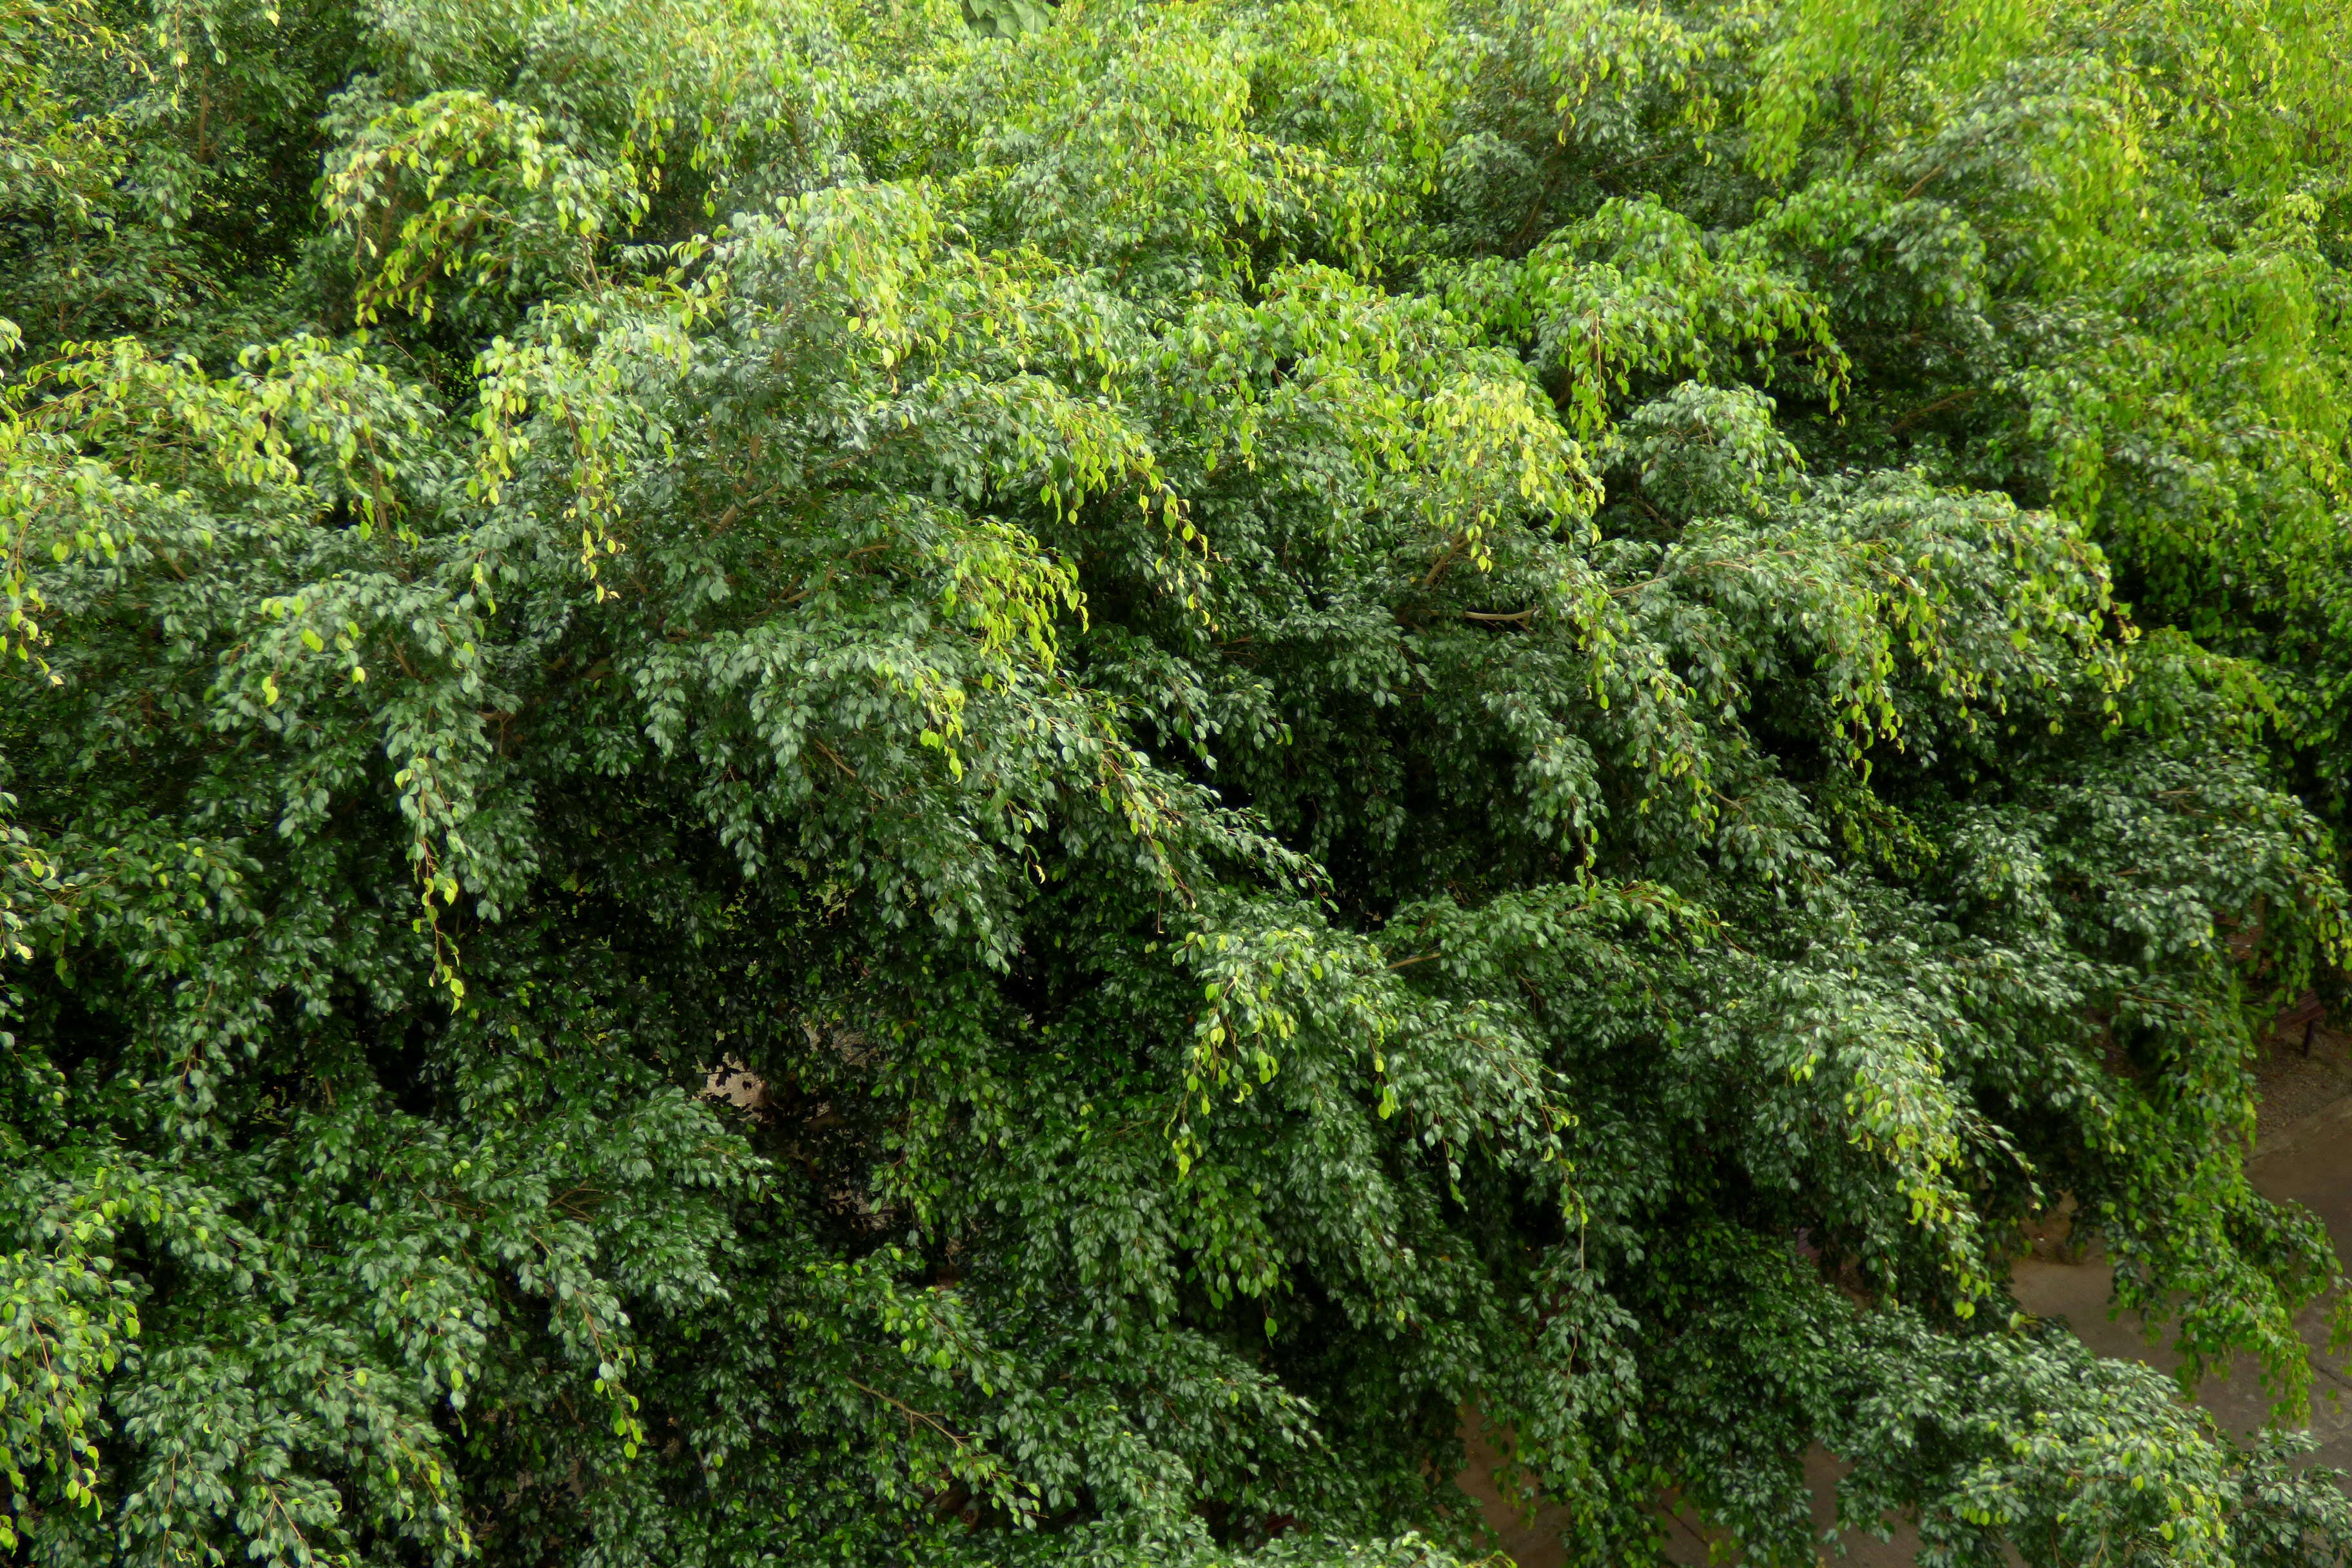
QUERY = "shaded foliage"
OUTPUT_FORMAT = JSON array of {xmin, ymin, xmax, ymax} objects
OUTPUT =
[{"xmin": 4, "ymin": 0, "xmax": 2351, "ymax": 1564}]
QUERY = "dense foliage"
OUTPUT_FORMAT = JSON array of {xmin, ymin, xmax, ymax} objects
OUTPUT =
[{"xmin": 5, "ymin": 0, "xmax": 2352, "ymax": 1563}]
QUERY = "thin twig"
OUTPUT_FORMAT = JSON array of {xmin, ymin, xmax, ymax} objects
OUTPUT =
[{"xmin": 843, "ymin": 1377, "xmax": 972, "ymax": 1447}]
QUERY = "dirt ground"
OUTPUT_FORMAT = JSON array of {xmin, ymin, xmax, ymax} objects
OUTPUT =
[
  {"xmin": 1458, "ymin": 1015, "xmax": 2352, "ymax": 1566},
  {"xmin": 2258, "ymin": 1024, "xmax": 2352, "ymax": 1142}
]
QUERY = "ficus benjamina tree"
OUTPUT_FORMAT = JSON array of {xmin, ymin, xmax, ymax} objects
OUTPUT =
[{"xmin": 4, "ymin": 0, "xmax": 2352, "ymax": 1563}]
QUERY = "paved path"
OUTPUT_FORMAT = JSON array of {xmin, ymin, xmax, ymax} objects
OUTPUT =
[
  {"xmin": 2012, "ymin": 1095, "xmax": 2352, "ymax": 1459},
  {"xmin": 1458, "ymin": 1092, "xmax": 2352, "ymax": 1565}
]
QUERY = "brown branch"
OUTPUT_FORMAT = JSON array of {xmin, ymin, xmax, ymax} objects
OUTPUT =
[
  {"xmin": 1901, "ymin": 163, "xmax": 1946, "ymax": 201},
  {"xmin": 808, "ymin": 737, "xmax": 858, "ymax": 779},
  {"xmin": 1420, "ymin": 539, "xmax": 1468, "ymax": 590},
  {"xmin": 1890, "ymin": 387, "xmax": 1979, "ymax": 435},
  {"xmin": 843, "ymin": 1377, "xmax": 973, "ymax": 1447}
]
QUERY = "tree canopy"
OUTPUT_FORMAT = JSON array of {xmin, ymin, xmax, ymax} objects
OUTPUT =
[{"xmin": 5, "ymin": 0, "xmax": 2352, "ymax": 1563}]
